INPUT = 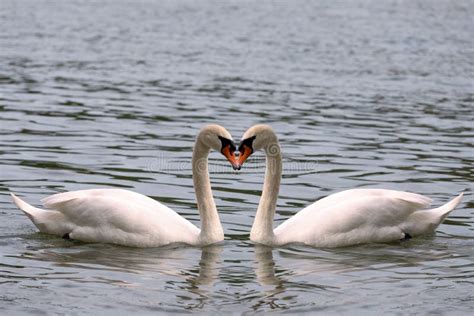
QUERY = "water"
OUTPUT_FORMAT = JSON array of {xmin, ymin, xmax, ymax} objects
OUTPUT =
[{"xmin": 1, "ymin": 0, "xmax": 473, "ymax": 314}]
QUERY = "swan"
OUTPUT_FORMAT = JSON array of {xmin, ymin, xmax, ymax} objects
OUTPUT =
[
  {"xmin": 237, "ymin": 124, "xmax": 463, "ymax": 248},
  {"xmin": 10, "ymin": 124, "xmax": 240, "ymax": 247}
]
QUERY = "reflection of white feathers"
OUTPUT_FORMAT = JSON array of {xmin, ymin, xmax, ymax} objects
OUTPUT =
[{"xmin": 17, "ymin": 244, "xmax": 222, "ymax": 289}]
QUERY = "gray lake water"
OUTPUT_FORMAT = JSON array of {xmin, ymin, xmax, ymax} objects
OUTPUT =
[{"xmin": 1, "ymin": 0, "xmax": 473, "ymax": 314}]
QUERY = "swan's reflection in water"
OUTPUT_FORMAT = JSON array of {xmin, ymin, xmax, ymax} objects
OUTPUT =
[
  {"xmin": 190, "ymin": 244, "xmax": 222, "ymax": 286},
  {"xmin": 252, "ymin": 245, "xmax": 289, "ymax": 311},
  {"xmin": 254, "ymin": 245, "xmax": 281, "ymax": 286},
  {"xmin": 16, "ymin": 240, "xmax": 221, "ymax": 276},
  {"xmin": 251, "ymin": 244, "xmax": 339, "ymax": 311},
  {"xmin": 7, "ymin": 235, "xmax": 471, "ymax": 313},
  {"xmin": 249, "ymin": 238, "xmax": 471, "ymax": 312}
]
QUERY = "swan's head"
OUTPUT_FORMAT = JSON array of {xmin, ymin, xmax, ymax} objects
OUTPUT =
[
  {"xmin": 198, "ymin": 124, "xmax": 240, "ymax": 170},
  {"xmin": 237, "ymin": 124, "xmax": 278, "ymax": 167}
]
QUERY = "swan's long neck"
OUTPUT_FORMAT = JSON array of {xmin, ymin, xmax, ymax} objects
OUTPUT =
[
  {"xmin": 250, "ymin": 139, "xmax": 282, "ymax": 245},
  {"xmin": 192, "ymin": 139, "xmax": 224, "ymax": 245}
]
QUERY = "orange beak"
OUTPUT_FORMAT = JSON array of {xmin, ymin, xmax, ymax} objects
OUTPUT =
[
  {"xmin": 237, "ymin": 144, "xmax": 253, "ymax": 167},
  {"xmin": 221, "ymin": 144, "xmax": 241, "ymax": 170}
]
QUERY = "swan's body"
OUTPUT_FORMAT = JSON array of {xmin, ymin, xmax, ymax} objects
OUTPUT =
[
  {"xmin": 11, "ymin": 189, "xmax": 200, "ymax": 247},
  {"xmin": 272, "ymin": 188, "xmax": 462, "ymax": 247},
  {"xmin": 238, "ymin": 124, "xmax": 463, "ymax": 248},
  {"xmin": 11, "ymin": 124, "xmax": 239, "ymax": 247}
]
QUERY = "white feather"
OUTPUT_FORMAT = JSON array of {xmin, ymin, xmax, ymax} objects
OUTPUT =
[
  {"xmin": 273, "ymin": 189, "xmax": 463, "ymax": 247},
  {"xmin": 12, "ymin": 189, "xmax": 199, "ymax": 247}
]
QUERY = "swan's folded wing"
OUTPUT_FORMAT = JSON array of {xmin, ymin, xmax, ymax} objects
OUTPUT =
[
  {"xmin": 40, "ymin": 189, "xmax": 197, "ymax": 235},
  {"xmin": 41, "ymin": 188, "xmax": 149, "ymax": 209},
  {"xmin": 339, "ymin": 195, "xmax": 430, "ymax": 228},
  {"xmin": 303, "ymin": 188, "xmax": 432, "ymax": 214},
  {"xmin": 381, "ymin": 190, "xmax": 432, "ymax": 209}
]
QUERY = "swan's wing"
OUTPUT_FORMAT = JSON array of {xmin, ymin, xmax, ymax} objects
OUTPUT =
[
  {"xmin": 300, "ymin": 188, "xmax": 432, "ymax": 213},
  {"xmin": 274, "ymin": 189, "xmax": 432, "ymax": 246},
  {"xmin": 41, "ymin": 188, "xmax": 160, "ymax": 210},
  {"xmin": 41, "ymin": 189, "xmax": 200, "ymax": 245}
]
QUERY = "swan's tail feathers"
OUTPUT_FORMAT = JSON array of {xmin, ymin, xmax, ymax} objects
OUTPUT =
[
  {"xmin": 10, "ymin": 193, "xmax": 46, "ymax": 223},
  {"xmin": 433, "ymin": 192, "xmax": 464, "ymax": 223}
]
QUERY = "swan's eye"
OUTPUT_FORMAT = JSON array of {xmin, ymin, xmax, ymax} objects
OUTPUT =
[
  {"xmin": 238, "ymin": 136, "xmax": 256, "ymax": 152},
  {"xmin": 218, "ymin": 136, "xmax": 236, "ymax": 153}
]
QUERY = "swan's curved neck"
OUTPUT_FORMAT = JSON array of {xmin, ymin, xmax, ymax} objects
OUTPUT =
[
  {"xmin": 250, "ymin": 138, "xmax": 282, "ymax": 245},
  {"xmin": 192, "ymin": 139, "xmax": 224, "ymax": 244}
]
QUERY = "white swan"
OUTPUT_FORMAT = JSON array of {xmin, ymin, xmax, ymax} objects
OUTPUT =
[
  {"xmin": 237, "ymin": 124, "xmax": 463, "ymax": 248},
  {"xmin": 10, "ymin": 124, "xmax": 240, "ymax": 247}
]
